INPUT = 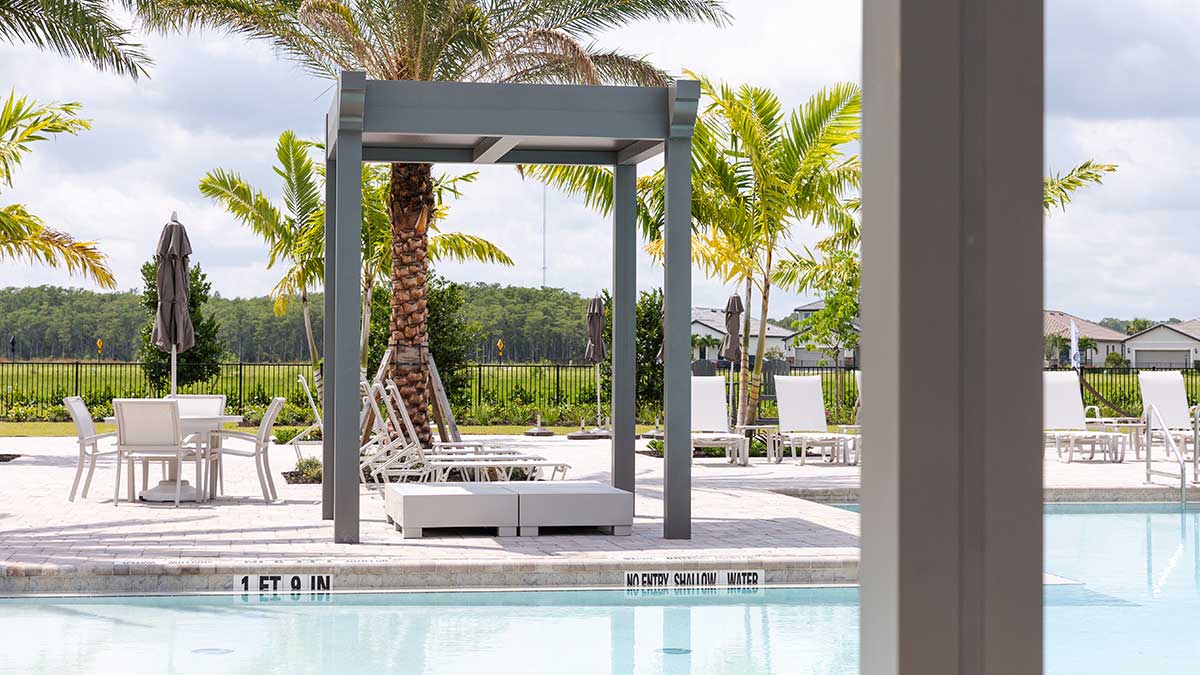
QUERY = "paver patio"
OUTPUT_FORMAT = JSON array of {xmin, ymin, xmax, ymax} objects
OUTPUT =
[{"xmin": 0, "ymin": 433, "xmax": 1190, "ymax": 593}]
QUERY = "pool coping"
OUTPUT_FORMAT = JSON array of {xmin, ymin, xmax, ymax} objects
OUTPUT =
[
  {"xmin": 0, "ymin": 554, "xmax": 859, "ymax": 596},
  {"xmin": 775, "ymin": 485, "xmax": 1199, "ymax": 503}
]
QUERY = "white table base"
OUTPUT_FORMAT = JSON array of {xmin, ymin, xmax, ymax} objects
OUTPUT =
[{"xmin": 140, "ymin": 479, "xmax": 201, "ymax": 503}]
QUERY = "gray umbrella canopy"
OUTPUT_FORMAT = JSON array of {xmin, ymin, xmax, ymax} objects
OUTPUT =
[
  {"xmin": 720, "ymin": 294, "xmax": 744, "ymax": 362},
  {"xmin": 150, "ymin": 214, "xmax": 195, "ymax": 354},
  {"xmin": 584, "ymin": 296, "xmax": 606, "ymax": 363}
]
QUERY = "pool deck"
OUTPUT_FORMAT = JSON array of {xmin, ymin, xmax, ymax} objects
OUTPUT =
[{"xmin": 0, "ymin": 434, "xmax": 1191, "ymax": 594}]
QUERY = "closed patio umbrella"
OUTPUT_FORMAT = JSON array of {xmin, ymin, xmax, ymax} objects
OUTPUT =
[
  {"xmin": 569, "ymin": 296, "xmax": 610, "ymax": 439},
  {"xmin": 151, "ymin": 212, "xmax": 194, "ymax": 395},
  {"xmin": 720, "ymin": 294, "xmax": 743, "ymax": 363}
]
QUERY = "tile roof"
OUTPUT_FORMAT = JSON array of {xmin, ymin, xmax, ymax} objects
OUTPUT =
[
  {"xmin": 691, "ymin": 307, "xmax": 797, "ymax": 338},
  {"xmin": 1043, "ymin": 310, "xmax": 1125, "ymax": 342}
]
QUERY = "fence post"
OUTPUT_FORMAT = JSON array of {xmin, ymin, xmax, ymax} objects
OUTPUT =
[
  {"xmin": 238, "ymin": 362, "xmax": 245, "ymax": 413},
  {"xmin": 476, "ymin": 365, "xmax": 482, "ymax": 406},
  {"xmin": 555, "ymin": 365, "xmax": 562, "ymax": 406},
  {"xmin": 74, "ymin": 361, "xmax": 80, "ymax": 397}
]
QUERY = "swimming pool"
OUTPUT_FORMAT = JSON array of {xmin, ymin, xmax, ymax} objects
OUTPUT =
[{"xmin": 0, "ymin": 504, "xmax": 1196, "ymax": 674}]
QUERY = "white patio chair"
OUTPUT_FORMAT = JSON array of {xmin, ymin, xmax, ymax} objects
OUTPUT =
[
  {"xmin": 287, "ymin": 374, "xmax": 323, "ymax": 461},
  {"xmin": 113, "ymin": 399, "xmax": 200, "ymax": 507},
  {"xmin": 775, "ymin": 376, "xmax": 859, "ymax": 465},
  {"xmin": 383, "ymin": 381, "xmax": 525, "ymax": 457},
  {"xmin": 209, "ymin": 397, "xmax": 285, "ymax": 502},
  {"xmin": 64, "ymin": 396, "xmax": 117, "ymax": 502},
  {"xmin": 1043, "ymin": 371, "xmax": 1125, "ymax": 463},
  {"xmin": 690, "ymin": 376, "xmax": 748, "ymax": 464},
  {"xmin": 1137, "ymin": 371, "xmax": 1200, "ymax": 461}
]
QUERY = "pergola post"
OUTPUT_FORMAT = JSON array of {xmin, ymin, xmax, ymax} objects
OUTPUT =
[
  {"xmin": 860, "ymin": 1, "xmax": 1043, "ymax": 673},
  {"xmin": 332, "ymin": 72, "xmax": 365, "ymax": 544},
  {"xmin": 662, "ymin": 80, "xmax": 699, "ymax": 540},
  {"xmin": 321, "ymin": 115, "xmax": 336, "ymax": 521},
  {"xmin": 611, "ymin": 163, "xmax": 637, "ymax": 493}
]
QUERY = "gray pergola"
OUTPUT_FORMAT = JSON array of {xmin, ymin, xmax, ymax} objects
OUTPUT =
[{"xmin": 321, "ymin": 71, "xmax": 699, "ymax": 544}]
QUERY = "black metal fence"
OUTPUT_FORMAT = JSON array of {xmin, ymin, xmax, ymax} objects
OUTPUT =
[
  {"xmin": 0, "ymin": 361, "xmax": 313, "ymax": 420},
  {"xmin": 6, "ymin": 360, "xmax": 1196, "ymax": 423}
]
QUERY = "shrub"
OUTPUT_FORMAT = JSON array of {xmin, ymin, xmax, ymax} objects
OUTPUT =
[{"xmin": 1105, "ymin": 352, "xmax": 1130, "ymax": 368}]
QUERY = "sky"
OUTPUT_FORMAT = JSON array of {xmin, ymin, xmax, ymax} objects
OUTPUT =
[{"xmin": 1, "ymin": 0, "xmax": 1197, "ymax": 322}]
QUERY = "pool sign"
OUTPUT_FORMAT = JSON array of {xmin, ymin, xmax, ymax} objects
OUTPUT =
[
  {"xmin": 239, "ymin": 573, "xmax": 331, "ymax": 593},
  {"xmin": 624, "ymin": 569, "xmax": 763, "ymax": 589}
]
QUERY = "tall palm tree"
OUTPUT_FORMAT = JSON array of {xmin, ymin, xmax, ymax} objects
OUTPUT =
[
  {"xmin": 200, "ymin": 131, "xmax": 325, "ymax": 376},
  {"xmin": 137, "ymin": 0, "xmax": 729, "ymax": 443},
  {"xmin": 0, "ymin": 92, "xmax": 115, "ymax": 287},
  {"xmin": 775, "ymin": 158, "xmax": 1119, "ymax": 336},
  {"xmin": 528, "ymin": 75, "xmax": 862, "ymax": 424},
  {"xmin": 0, "ymin": 0, "xmax": 151, "ymax": 77},
  {"xmin": 202, "ymin": 131, "xmax": 512, "ymax": 390}
]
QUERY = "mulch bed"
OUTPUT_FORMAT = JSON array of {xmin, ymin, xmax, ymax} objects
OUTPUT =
[
  {"xmin": 0, "ymin": 454, "xmax": 22, "ymax": 463},
  {"xmin": 281, "ymin": 470, "xmax": 321, "ymax": 484}
]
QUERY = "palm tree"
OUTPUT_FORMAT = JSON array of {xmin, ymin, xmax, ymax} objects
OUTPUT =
[
  {"xmin": 136, "ymin": 0, "xmax": 729, "ymax": 442},
  {"xmin": 202, "ymin": 131, "xmax": 512, "ymax": 390},
  {"xmin": 0, "ymin": 92, "xmax": 115, "ymax": 287},
  {"xmin": 200, "ymin": 131, "xmax": 325, "ymax": 376},
  {"xmin": 528, "ymin": 76, "xmax": 862, "ymax": 424},
  {"xmin": 0, "ymin": 0, "xmax": 151, "ymax": 77}
]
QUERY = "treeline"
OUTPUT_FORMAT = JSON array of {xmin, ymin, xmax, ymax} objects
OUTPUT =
[
  {"xmin": 0, "ymin": 285, "xmax": 322, "ymax": 362},
  {"xmin": 460, "ymin": 283, "xmax": 590, "ymax": 363},
  {"xmin": 0, "ymin": 282, "xmax": 599, "ymax": 363}
]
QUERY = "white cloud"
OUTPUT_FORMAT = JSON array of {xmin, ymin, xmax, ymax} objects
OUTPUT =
[{"xmin": 2, "ymin": 0, "xmax": 1198, "ymax": 323}]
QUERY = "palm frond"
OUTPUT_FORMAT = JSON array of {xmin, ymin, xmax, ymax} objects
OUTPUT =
[
  {"xmin": 429, "ymin": 232, "xmax": 514, "ymax": 265},
  {"xmin": 1, "ymin": 0, "xmax": 151, "ymax": 77},
  {"xmin": 1044, "ymin": 160, "xmax": 1118, "ymax": 214},
  {"xmin": 0, "ymin": 92, "xmax": 91, "ymax": 188},
  {"xmin": 0, "ymin": 203, "xmax": 115, "ymax": 287}
]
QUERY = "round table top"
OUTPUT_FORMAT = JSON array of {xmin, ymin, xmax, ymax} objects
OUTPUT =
[{"xmin": 104, "ymin": 414, "xmax": 243, "ymax": 425}]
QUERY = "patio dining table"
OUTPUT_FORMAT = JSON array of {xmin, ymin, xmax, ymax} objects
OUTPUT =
[{"xmin": 104, "ymin": 408, "xmax": 243, "ymax": 502}]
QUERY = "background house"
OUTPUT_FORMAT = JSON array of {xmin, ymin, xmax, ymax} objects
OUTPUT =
[
  {"xmin": 1122, "ymin": 320, "xmax": 1200, "ymax": 368},
  {"xmin": 790, "ymin": 300, "xmax": 860, "ymax": 366},
  {"xmin": 1043, "ymin": 310, "xmax": 1125, "ymax": 366},
  {"xmin": 690, "ymin": 307, "xmax": 798, "ymax": 362}
]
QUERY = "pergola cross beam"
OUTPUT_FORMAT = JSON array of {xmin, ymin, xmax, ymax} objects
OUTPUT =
[{"xmin": 323, "ymin": 72, "xmax": 699, "ymax": 544}]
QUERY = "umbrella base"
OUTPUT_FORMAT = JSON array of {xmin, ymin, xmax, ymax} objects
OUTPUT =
[
  {"xmin": 523, "ymin": 426, "xmax": 556, "ymax": 437},
  {"xmin": 566, "ymin": 428, "xmax": 611, "ymax": 440},
  {"xmin": 140, "ymin": 480, "xmax": 201, "ymax": 503}
]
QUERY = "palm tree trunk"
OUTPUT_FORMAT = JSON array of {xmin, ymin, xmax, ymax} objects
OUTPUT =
[
  {"xmin": 736, "ymin": 277, "xmax": 753, "ymax": 426},
  {"xmin": 360, "ymin": 274, "xmax": 373, "ymax": 373},
  {"xmin": 388, "ymin": 162, "xmax": 435, "ymax": 446},
  {"xmin": 299, "ymin": 288, "xmax": 323, "ymax": 400},
  {"xmin": 746, "ymin": 253, "xmax": 774, "ymax": 424}
]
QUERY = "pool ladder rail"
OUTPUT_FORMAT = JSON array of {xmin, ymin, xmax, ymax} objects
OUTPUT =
[{"xmin": 1143, "ymin": 404, "xmax": 1192, "ymax": 507}]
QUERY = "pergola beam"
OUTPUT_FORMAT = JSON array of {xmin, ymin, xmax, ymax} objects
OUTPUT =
[
  {"xmin": 472, "ymin": 136, "xmax": 520, "ymax": 163},
  {"xmin": 617, "ymin": 140, "xmax": 662, "ymax": 165},
  {"xmin": 361, "ymin": 147, "xmax": 624, "ymax": 165}
]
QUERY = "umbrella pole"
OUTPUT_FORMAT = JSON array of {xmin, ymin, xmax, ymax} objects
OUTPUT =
[
  {"xmin": 171, "ymin": 344, "xmax": 177, "ymax": 396},
  {"xmin": 595, "ymin": 362, "xmax": 602, "ymax": 428}
]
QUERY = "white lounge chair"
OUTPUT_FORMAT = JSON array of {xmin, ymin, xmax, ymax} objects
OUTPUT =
[
  {"xmin": 112, "ymin": 399, "xmax": 201, "ymax": 507},
  {"xmin": 208, "ymin": 397, "xmax": 285, "ymax": 502},
  {"xmin": 1137, "ymin": 370, "xmax": 1200, "ymax": 463},
  {"xmin": 775, "ymin": 375, "xmax": 859, "ymax": 465},
  {"xmin": 1043, "ymin": 371, "xmax": 1125, "ymax": 463},
  {"xmin": 362, "ymin": 382, "xmax": 569, "ymax": 483},
  {"xmin": 690, "ymin": 376, "xmax": 748, "ymax": 464},
  {"xmin": 64, "ymin": 396, "xmax": 117, "ymax": 502},
  {"xmin": 287, "ymin": 374, "xmax": 323, "ymax": 460}
]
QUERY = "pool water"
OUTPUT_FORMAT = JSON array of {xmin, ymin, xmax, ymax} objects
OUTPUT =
[{"xmin": 1, "ymin": 504, "xmax": 1197, "ymax": 674}]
